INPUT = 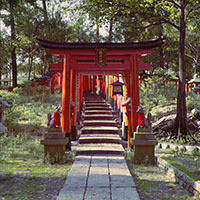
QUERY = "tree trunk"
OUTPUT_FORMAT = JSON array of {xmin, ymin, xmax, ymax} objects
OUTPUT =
[
  {"xmin": 95, "ymin": 16, "xmax": 100, "ymax": 43},
  {"xmin": 108, "ymin": 17, "xmax": 113, "ymax": 42},
  {"xmin": 28, "ymin": 56, "xmax": 33, "ymax": 80},
  {"xmin": 9, "ymin": 0, "xmax": 17, "ymax": 87},
  {"xmin": 158, "ymin": 16, "xmax": 164, "ymax": 68},
  {"xmin": 42, "ymin": 0, "xmax": 48, "ymax": 22},
  {"xmin": 173, "ymin": 1, "xmax": 187, "ymax": 139}
]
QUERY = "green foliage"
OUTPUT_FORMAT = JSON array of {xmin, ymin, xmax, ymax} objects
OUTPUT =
[
  {"xmin": 0, "ymin": 85, "xmax": 62, "ymax": 135},
  {"xmin": 14, "ymin": 83, "xmax": 62, "ymax": 104},
  {"xmin": 0, "ymin": 90, "xmax": 21, "ymax": 132},
  {"xmin": 140, "ymin": 74, "xmax": 177, "ymax": 114},
  {"xmin": 44, "ymin": 151, "xmax": 76, "ymax": 165},
  {"xmin": 124, "ymin": 148, "xmax": 134, "ymax": 162},
  {"xmin": 186, "ymin": 92, "xmax": 200, "ymax": 110}
]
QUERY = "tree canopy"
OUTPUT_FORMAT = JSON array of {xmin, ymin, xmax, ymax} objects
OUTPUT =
[{"xmin": 1, "ymin": 0, "xmax": 200, "ymax": 140}]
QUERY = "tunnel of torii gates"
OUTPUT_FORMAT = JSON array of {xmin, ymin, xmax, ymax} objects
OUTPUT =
[{"xmin": 38, "ymin": 38, "xmax": 164, "ymax": 148}]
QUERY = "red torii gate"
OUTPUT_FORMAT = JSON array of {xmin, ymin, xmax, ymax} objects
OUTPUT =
[{"xmin": 38, "ymin": 38, "xmax": 163, "ymax": 148}]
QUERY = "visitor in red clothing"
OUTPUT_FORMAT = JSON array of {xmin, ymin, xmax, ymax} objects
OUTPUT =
[
  {"xmin": 53, "ymin": 106, "xmax": 61, "ymax": 128},
  {"xmin": 136, "ymin": 106, "xmax": 145, "ymax": 127}
]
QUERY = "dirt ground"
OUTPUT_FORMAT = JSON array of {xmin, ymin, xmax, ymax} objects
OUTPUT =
[{"xmin": 0, "ymin": 175, "xmax": 65, "ymax": 200}]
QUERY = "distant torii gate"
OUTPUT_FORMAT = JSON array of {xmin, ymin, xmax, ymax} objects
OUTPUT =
[{"xmin": 38, "ymin": 39, "xmax": 163, "ymax": 148}]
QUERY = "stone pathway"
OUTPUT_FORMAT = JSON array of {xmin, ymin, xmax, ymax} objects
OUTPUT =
[
  {"xmin": 57, "ymin": 94, "xmax": 140, "ymax": 200},
  {"xmin": 57, "ymin": 155, "xmax": 140, "ymax": 200}
]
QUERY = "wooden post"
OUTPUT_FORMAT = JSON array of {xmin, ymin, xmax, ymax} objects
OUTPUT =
[
  {"xmin": 130, "ymin": 55, "xmax": 139, "ymax": 147},
  {"xmin": 109, "ymin": 75, "xmax": 113, "ymax": 98},
  {"xmin": 105, "ymin": 75, "xmax": 108, "ymax": 97},
  {"xmin": 123, "ymin": 71, "xmax": 129, "ymax": 127},
  {"xmin": 124, "ymin": 70, "xmax": 132, "ymax": 147},
  {"xmin": 62, "ymin": 54, "xmax": 72, "ymax": 150},
  {"xmin": 71, "ymin": 70, "xmax": 77, "ymax": 141},
  {"xmin": 93, "ymin": 75, "xmax": 97, "ymax": 92},
  {"xmin": 83, "ymin": 75, "xmax": 89, "ymax": 92}
]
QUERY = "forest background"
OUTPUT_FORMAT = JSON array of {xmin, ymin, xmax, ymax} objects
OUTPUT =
[{"xmin": 1, "ymin": 0, "xmax": 200, "ymax": 141}]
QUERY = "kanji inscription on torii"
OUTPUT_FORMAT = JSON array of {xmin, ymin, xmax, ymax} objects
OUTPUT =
[{"xmin": 95, "ymin": 48, "xmax": 106, "ymax": 66}]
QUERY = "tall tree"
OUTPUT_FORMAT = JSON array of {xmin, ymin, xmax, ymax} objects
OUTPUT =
[
  {"xmin": 152, "ymin": 0, "xmax": 200, "ymax": 140},
  {"xmin": 69, "ymin": 0, "xmax": 200, "ymax": 141},
  {"xmin": 9, "ymin": 0, "xmax": 17, "ymax": 87}
]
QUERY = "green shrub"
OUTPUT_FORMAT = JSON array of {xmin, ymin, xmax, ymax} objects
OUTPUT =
[
  {"xmin": 186, "ymin": 92, "xmax": 200, "ymax": 110},
  {"xmin": 140, "ymin": 76, "xmax": 177, "ymax": 114},
  {"xmin": 27, "ymin": 138, "xmax": 43, "ymax": 159}
]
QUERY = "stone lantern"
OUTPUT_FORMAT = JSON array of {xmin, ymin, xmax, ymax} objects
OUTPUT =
[
  {"xmin": 188, "ymin": 74, "xmax": 200, "ymax": 94},
  {"xmin": 0, "ymin": 96, "xmax": 13, "ymax": 135},
  {"xmin": 111, "ymin": 81, "xmax": 125, "ymax": 96},
  {"xmin": 0, "ymin": 73, "xmax": 10, "ymax": 89}
]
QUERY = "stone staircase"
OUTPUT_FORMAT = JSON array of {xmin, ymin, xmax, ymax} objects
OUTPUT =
[{"xmin": 73, "ymin": 94, "xmax": 124, "ymax": 155}]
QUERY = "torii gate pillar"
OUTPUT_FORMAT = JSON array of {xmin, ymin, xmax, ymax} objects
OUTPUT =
[
  {"xmin": 62, "ymin": 54, "xmax": 72, "ymax": 150},
  {"xmin": 130, "ymin": 55, "xmax": 139, "ymax": 145}
]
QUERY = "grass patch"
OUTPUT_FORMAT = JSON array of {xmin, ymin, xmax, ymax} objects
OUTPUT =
[
  {"xmin": 161, "ymin": 156, "xmax": 200, "ymax": 181},
  {"xmin": 0, "ymin": 87, "xmax": 73, "ymax": 199},
  {"xmin": 126, "ymin": 160, "xmax": 196, "ymax": 200},
  {"xmin": 0, "ymin": 133, "xmax": 73, "ymax": 199},
  {"xmin": 156, "ymin": 148, "xmax": 200, "ymax": 181}
]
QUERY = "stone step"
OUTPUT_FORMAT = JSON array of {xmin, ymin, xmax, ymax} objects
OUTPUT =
[
  {"xmin": 85, "ymin": 100, "xmax": 106, "ymax": 103},
  {"xmin": 79, "ymin": 138, "xmax": 121, "ymax": 144},
  {"xmin": 85, "ymin": 103, "xmax": 108, "ymax": 105},
  {"xmin": 83, "ymin": 119, "xmax": 118, "ymax": 127},
  {"xmin": 83, "ymin": 115, "xmax": 114, "ymax": 120},
  {"xmin": 81, "ymin": 126, "xmax": 119, "ymax": 134},
  {"xmin": 84, "ymin": 110, "xmax": 113, "ymax": 115},
  {"xmin": 81, "ymin": 130, "xmax": 119, "ymax": 134},
  {"xmin": 73, "ymin": 143, "xmax": 124, "ymax": 155},
  {"xmin": 83, "ymin": 120, "xmax": 117, "ymax": 124},
  {"xmin": 85, "ymin": 102, "xmax": 108, "ymax": 105},
  {"xmin": 82, "ymin": 113, "xmax": 113, "ymax": 117},
  {"xmin": 83, "ymin": 122, "xmax": 118, "ymax": 127},
  {"xmin": 79, "ymin": 134, "xmax": 121, "ymax": 144},
  {"xmin": 76, "ymin": 96, "xmax": 124, "ymax": 156},
  {"xmin": 80, "ymin": 133, "xmax": 121, "ymax": 139},
  {"xmin": 84, "ymin": 107, "xmax": 111, "ymax": 111}
]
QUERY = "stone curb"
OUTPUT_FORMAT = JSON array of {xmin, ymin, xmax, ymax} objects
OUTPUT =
[
  {"xmin": 157, "ymin": 157, "xmax": 200, "ymax": 199},
  {"xmin": 157, "ymin": 142, "xmax": 200, "ymax": 153}
]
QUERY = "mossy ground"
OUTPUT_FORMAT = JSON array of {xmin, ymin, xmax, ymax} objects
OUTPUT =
[
  {"xmin": 0, "ymin": 132, "xmax": 73, "ymax": 200},
  {"xmin": 127, "ymin": 160, "xmax": 197, "ymax": 200},
  {"xmin": 0, "ymin": 88, "xmax": 73, "ymax": 200},
  {"xmin": 156, "ymin": 148, "xmax": 200, "ymax": 181}
]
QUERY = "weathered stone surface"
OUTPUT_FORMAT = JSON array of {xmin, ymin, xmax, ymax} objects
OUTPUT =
[
  {"xmin": 56, "ymin": 154, "xmax": 140, "ymax": 200},
  {"xmin": 85, "ymin": 187, "xmax": 110, "ymax": 200},
  {"xmin": 157, "ymin": 157, "xmax": 200, "ymax": 197},
  {"xmin": 57, "ymin": 187, "xmax": 85, "ymax": 200},
  {"xmin": 112, "ymin": 187, "xmax": 140, "ymax": 200},
  {"xmin": 194, "ymin": 181, "xmax": 200, "ymax": 192},
  {"xmin": 57, "ymin": 96, "xmax": 140, "ymax": 200}
]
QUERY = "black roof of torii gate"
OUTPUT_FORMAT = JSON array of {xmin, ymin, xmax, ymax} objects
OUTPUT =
[{"xmin": 37, "ymin": 37, "xmax": 165, "ymax": 50}]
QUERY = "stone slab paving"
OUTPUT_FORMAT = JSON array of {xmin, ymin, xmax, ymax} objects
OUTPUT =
[
  {"xmin": 80, "ymin": 134, "xmax": 121, "ymax": 140},
  {"xmin": 57, "ymin": 155, "xmax": 140, "ymax": 200},
  {"xmin": 81, "ymin": 126, "xmax": 119, "ymax": 131},
  {"xmin": 82, "ymin": 113, "xmax": 114, "ymax": 117},
  {"xmin": 83, "ymin": 120, "xmax": 117, "ymax": 123},
  {"xmin": 72, "ymin": 143, "xmax": 124, "ymax": 155}
]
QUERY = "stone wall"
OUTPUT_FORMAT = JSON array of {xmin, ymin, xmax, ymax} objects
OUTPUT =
[
  {"xmin": 157, "ymin": 142, "xmax": 200, "ymax": 153},
  {"xmin": 157, "ymin": 157, "xmax": 200, "ymax": 199}
]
